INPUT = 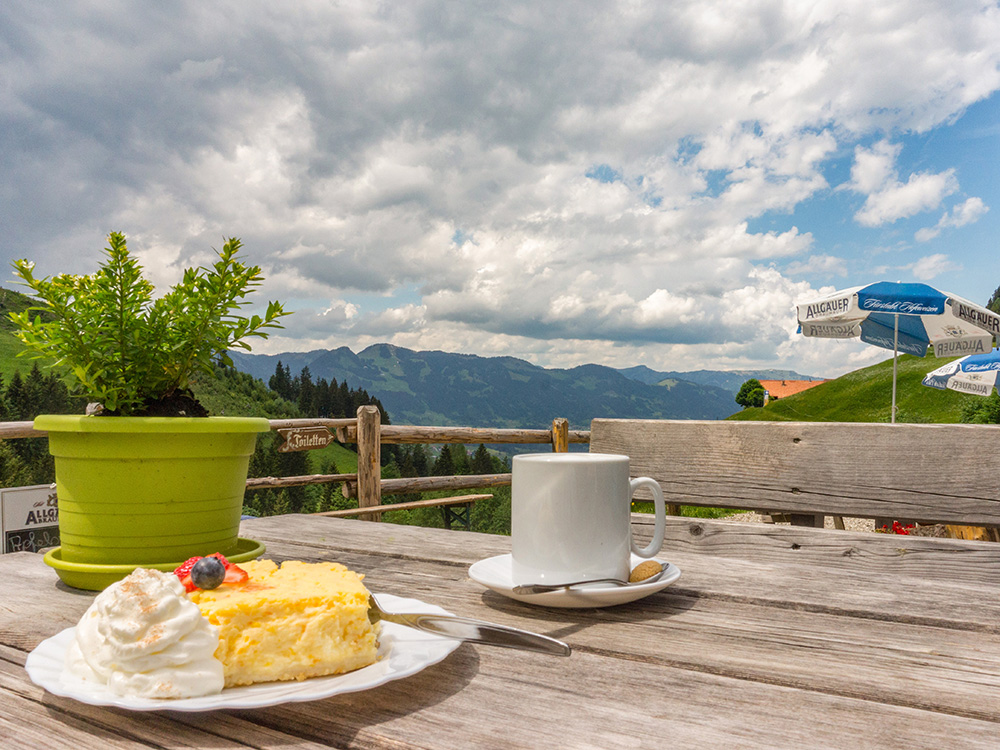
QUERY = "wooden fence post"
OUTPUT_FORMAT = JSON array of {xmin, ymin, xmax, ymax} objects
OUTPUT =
[
  {"xmin": 356, "ymin": 405, "xmax": 382, "ymax": 520},
  {"xmin": 551, "ymin": 418, "xmax": 569, "ymax": 452}
]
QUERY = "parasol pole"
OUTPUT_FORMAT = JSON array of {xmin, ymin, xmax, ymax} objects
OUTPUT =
[{"xmin": 891, "ymin": 313, "xmax": 899, "ymax": 424}]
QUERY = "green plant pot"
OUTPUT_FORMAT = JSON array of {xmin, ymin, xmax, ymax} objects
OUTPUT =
[{"xmin": 35, "ymin": 415, "xmax": 270, "ymax": 587}]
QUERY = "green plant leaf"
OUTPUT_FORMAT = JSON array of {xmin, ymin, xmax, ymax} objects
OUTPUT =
[{"xmin": 9, "ymin": 232, "xmax": 291, "ymax": 415}]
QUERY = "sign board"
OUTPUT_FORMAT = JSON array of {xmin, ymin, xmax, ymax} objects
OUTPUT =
[
  {"xmin": 1, "ymin": 484, "xmax": 59, "ymax": 554},
  {"xmin": 277, "ymin": 426, "xmax": 338, "ymax": 452}
]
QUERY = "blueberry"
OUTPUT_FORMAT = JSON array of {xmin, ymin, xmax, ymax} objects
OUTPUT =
[{"xmin": 190, "ymin": 556, "xmax": 226, "ymax": 590}]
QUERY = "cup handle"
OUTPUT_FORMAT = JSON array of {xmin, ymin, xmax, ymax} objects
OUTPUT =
[{"xmin": 629, "ymin": 477, "xmax": 666, "ymax": 558}]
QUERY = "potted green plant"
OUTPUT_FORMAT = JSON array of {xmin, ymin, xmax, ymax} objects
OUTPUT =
[{"xmin": 9, "ymin": 231, "xmax": 290, "ymax": 589}]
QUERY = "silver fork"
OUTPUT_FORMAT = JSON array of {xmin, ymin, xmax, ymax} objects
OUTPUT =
[{"xmin": 367, "ymin": 595, "xmax": 570, "ymax": 656}]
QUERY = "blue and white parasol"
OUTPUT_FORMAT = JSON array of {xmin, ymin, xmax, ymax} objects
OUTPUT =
[
  {"xmin": 922, "ymin": 348, "xmax": 1000, "ymax": 397},
  {"xmin": 796, "ymin": 281, "xmax": 1000, "ymax": 421}
]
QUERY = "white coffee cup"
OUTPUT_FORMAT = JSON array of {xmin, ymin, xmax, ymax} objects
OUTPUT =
[{"xmin": 511, "ymin": 452, "xmax": 667, "ymax": 586}]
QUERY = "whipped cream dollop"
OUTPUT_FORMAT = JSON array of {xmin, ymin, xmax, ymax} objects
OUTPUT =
[{"xmin": 65, "ymin": 568, "xmax": 224, "ymax": 699}]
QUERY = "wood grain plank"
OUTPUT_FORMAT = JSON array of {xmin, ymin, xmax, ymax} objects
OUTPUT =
[
  {"xmin": 317, "ymin": 494, "xmax": 491, "ymax": 518},
  {"xmin": 356, "ymin": 405, "xmax": 382, "ymax": 514},
  {"xmin": 340, "ymin": 424, "xmax": 590, "ymax": 445},
  {"xmin": 223, "ymin": 541, "xmax": 1000, "ymax": 720},
  {"xmin": 11, "ymin": 636, "xmax": 998, "ymax": 750},
  {"xmin": 591, "ymin": 419, "xmax": 1000, "ymax": 524},
  {"xmin": 215, "ymin": 650, "xmax": 1000, "ymax": 750},
  {"xmin": 240, "ymin": 516, "xmax": 1000, "ymax": 625},
  {"xmin": 5, "ymin": 516, "xmax": 1000, "ymax": 749},
  {"xmin": 243, "ymin": 514, "xmax": 1000, "ymax": 581},
  {"xmin": 0, "ymin": 420, "xmax": 43, "ymax": 438},
  {"xmin": 629, "ymin": 515, "xmax": 1000, "ymax": 585}
]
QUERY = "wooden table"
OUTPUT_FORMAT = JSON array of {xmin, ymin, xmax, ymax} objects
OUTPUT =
[{"xmin": 3, "ymin": 514, "xmax": 999, "ymax": 749}]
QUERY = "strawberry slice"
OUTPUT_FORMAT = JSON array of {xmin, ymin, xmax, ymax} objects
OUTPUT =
[
  {"xmin": 173, "ymin": 556, "xmax": 203, "ymax": 580},
  {"xmin": 174, "ymin": 556, "xmax": 204, "ymax": 590},
  {"xmin": 208, "ymin": 552, "xmax": 231, "ymax": 568},
  {"xmin": 222, "ymin": 564, "xmax": 249, "ymax": 585}
]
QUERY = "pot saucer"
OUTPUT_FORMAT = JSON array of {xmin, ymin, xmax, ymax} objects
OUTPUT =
[
  {"xmin": 43, "ymin": 537, "xmax": 266, "ymax": 591},
  {"xmin": 468, "ymin": 553, "xmax": 681, "ymax": 609}
]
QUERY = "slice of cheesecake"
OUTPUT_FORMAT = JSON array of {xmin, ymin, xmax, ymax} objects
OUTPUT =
[{"xmin": 188, "ymin": 559, "xmax": 380, "ymax": 687}]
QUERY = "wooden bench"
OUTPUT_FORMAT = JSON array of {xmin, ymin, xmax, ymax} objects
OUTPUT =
[
  {"xmin": 589, "ymin": 419, "xmax": 1000, "ymax": 534},
  {"xmin": 315, "ymin": 493, "xmax": 491, "ymax": 530}
]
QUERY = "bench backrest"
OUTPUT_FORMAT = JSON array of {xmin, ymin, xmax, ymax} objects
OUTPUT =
[{"xmin": 589, "ymin": 419, "xmax": 1000, "ymax": 526}]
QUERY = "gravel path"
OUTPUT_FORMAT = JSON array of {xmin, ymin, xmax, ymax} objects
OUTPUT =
[
  {"xmin": 718, "ymin": 512, "xmax": 998, "ymax": 540},
  {"xmin": 720, "ymin": 511, "xmax": 876, "ymax": 532}
]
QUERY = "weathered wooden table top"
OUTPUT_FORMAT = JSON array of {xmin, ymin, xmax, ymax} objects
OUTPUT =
[{"xmin": 2, "ymin": 514, "xmax": 999, "ymax": 749}]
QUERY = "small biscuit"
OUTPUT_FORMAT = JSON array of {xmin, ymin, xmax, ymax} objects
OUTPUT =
[{"xmin": 629, "ymin": 560, "xmax": 662, "ymax": 583}]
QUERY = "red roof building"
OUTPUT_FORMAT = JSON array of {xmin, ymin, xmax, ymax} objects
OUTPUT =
[{"xmin": 759, "ymin": 379, "xmax": 826, "ymax": 401}]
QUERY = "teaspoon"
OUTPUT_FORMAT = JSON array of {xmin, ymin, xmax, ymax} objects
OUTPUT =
[{"xmin": 511, "ymin": 562, "xmax": 667, "ymax": 595}]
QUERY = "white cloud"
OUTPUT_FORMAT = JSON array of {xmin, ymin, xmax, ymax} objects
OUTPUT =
[
  {"xmin": 849, "ymin": 141, "xmax": 901, "ymax": 194},
  {"xmin": 848, "ymin": 140, "xmax": 959, "ymax": 227},
  {"xmin": 854, "ymin": 169, "xmax": 958, "ymax": 227},
  {"xmin": 947, "ymin": 196, "xmax": 990, "ymax": 227},
  {"xmin": 784, "ymin": 255, "xmax": 849, "ymax": 278},
  {"xmin": 909, "ymin": 253, "xmax": 960, "ymax": 280},
  {"xmin": 2, "ymin": 0, "xmax": 1000, "ymax": 379},
  {"xmin": 915, "ymin": 196, "xmax": 989, "ymax": 241}
]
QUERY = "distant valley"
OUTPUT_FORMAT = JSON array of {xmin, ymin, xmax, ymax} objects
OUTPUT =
[{"xmin": 230, "ymin": 345, "xmax": 821, "ymax": 429}]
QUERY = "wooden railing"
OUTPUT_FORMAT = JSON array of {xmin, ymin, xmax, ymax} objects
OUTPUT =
[
  {"xmin": 0, "ymin": 421, "xmax": 42, "ymax": 439},
  {"xmin": 265, "ymin": 407, "xmax": 589, "ymax": 518},
  {"xmin": 0, "ymin": 407, "xmax": 592, "ymax": 521}
]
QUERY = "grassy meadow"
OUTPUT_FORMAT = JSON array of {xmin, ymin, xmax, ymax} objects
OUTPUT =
[{"xmin": 728, "ymin": 352, "xmax": 978, "ymax": 423}]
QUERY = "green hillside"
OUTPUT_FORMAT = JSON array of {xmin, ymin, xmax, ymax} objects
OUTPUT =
[
  {"xmin": 728, "ymin": 352, "xmax": 979, "ymax": 423},
  {"xmin": 0, "ymin": 287, "xmax": 39, "ymax": 381}
]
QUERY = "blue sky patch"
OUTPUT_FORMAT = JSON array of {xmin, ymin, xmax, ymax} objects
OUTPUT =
[{"xmin": 585, "ymin": 164, "xmax": 623, "ymax": 183}]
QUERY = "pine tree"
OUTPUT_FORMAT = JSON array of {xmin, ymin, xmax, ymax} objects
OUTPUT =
[
  {"xmin": 315, "ymin": 377, "xmax": 332, "ymax": 417},
  {"xmin": 275, "ymin": 449, "xmax": 310, "ymax": 512},
  {"xmin": 411, "ymin": 445, "xmax": 429, "ymax": 475},
  {"xmin": 327, "ymin": 377, "xmax": 343, "ymax": 417},
  {"xmin": 3, "ymin": 368, "xmax": 56, "ymax": 483},
  {"xmin": 471, "ymin": 444, "xmax": 493, "ymax": 474},
  {"xmin": 988, "ymin": 285, "xmax": 1000, "ymax": 313},
  {"xmin": 0, "ymin": 441, "xmax": 33, "ymax": 488},
  {"xmin": 248, "ymin": 433, "xmax": 279, "ymax": 480},
  {"xmin": 432, "ymin": 445, "xmax": 455, "ymax": 476},
  {"xmin": 6, "ymin": 371, "xmax": 29, "ymax": 421},
  {"xmin": 25, "ymin": 363, "xmax": 45, "ymax": 413},
  {"xmin": 242, "ymin": 490, "xmax": 263, "ymax": 518},
  {"xmin": 452, "ymin": 444, "xmax": 470, "ymax": 475},
  {"xmin": 338, "ymin": 381, "xmax": 351, "ymax": 416},
  {"xmin": 297, "ymin": 366, "xmax": 315, "ymax": 415},
  {"xmin": 272, "ymin": 489, "xmax": 292, "ymax": 516},
  {"xmin": 399, "ymin": 447, "xmax": 418, "ymax": 477},
  {"xmin": 268, "ymin": 361, "xmax": 295, "ymax": 401}
]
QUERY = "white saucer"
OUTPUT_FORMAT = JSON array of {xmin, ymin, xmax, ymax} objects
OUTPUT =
[{"xmin": 468, "ymin": 554, "xmax": 681, "ymax": 609}]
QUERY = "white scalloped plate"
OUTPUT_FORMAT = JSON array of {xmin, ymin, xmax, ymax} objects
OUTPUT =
[
  {"xmin": 469, "ymin": 554, "xmax": 681, "ymax": 608},
  {"xmin": 25, "ymin": 593, "xmax": 461, "ymax": 711}
]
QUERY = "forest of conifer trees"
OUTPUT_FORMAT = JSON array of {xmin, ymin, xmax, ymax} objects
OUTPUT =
[{"xmin": 255, "ymin": 361, "xmax": 512, "ymax": 533}]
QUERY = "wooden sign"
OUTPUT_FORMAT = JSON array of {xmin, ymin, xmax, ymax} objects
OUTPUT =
[
  {"xmin": 277, "ymin": 426, "xmax": 337, "ymax": 452},
  {"xmin": 1, "ymin": 484, "xmax": 59, "ymax": 553}
]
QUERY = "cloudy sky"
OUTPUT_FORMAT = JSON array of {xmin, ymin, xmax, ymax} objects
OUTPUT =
[{"xmin": 3, "ymin": 1, "xmax": 1000, "ymax": 378}]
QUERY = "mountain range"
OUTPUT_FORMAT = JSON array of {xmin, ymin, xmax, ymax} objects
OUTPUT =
[
  {"xmin": 229, "ymin": 345, "xmax": 820, "ymax": 429},
  {"xmin": 0, "ymin": 282, "xmax": 821, "ymax": 429}
]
